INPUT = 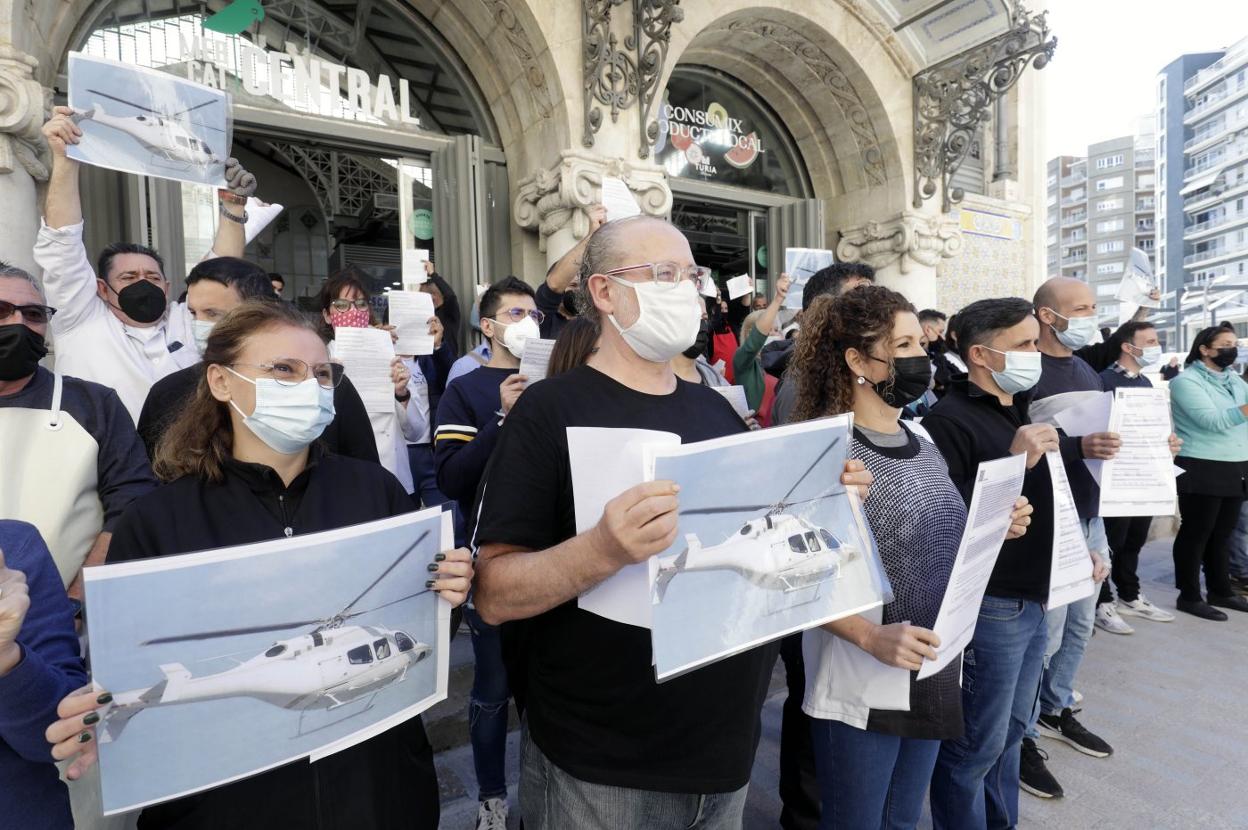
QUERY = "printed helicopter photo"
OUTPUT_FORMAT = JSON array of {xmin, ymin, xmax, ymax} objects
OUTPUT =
[
  {"xmin": 83, "ymin": 509, "xmax": 451, "ymax": 815},
  {"xmin": 66, "ymin": 51, "xmax": 230, "ymax": 187},
  {"xmin": 647, "ymin": 415, "xmax": 891, "ymax": 681}
]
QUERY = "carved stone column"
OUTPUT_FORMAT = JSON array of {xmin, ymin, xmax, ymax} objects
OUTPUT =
[
  {"xmin": 514, "ymin": 149, "xmax": 672, "ymax": 268},
  {"xmin": 836, "ymin": 210, "xmax": 962, "ymax": 309},
  {"xmin": 0, "ymin": 45, "xmax": 51, "ymax": 275}
]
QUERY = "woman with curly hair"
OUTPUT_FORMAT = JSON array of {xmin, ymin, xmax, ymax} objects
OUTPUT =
[{"xmin": 792, "ymin": 286, "xmax": 1031, "ymax": 829}]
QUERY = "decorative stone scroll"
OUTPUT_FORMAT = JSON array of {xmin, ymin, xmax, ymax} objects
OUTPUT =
[
  {"xmin": 836, "ymin": 211, "xmax": 963, "ymax": 275},
  {"xmin": 0, "ymin": 46, "xmax": 50, "ymax": 181}
]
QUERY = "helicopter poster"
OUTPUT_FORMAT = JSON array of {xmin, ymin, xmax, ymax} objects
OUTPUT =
[
  {"xmin": 67, "ymin": 52, "xmax": 231, "ymax": 187},
  {"xmin": 83, "ymin": 508, "xmax": 452, "ymax": 815},
  {"xmin": 645, "ymin": 415, "xmax": 891, "ymax": 681}
]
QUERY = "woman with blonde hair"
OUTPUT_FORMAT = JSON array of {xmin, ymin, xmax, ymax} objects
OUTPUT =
[{"xmin": 46, "ymin": 300, "xmax": 471, "ymax": 829}]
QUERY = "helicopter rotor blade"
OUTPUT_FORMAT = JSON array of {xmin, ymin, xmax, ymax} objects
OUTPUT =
[
  {"xmin": 142, "ymin": 619, "xmax": 322, "ymax": 646},
  {"xmin": 84, "ymin": 89, "xmax": 162, "ymax": 115},
  {"xmin": 333, "ymin": 530, "xmax": 431, "ymax": 620},
  {"xmin": 170, "ymin": 99, "xmax": 221, "ymax": 117},
  {"xmin": 778, "ymin": 435, "xmax": 842, "ymax": 507},
  {"xmin": 189, "ymin": 121, "xmax": 226, "ymax": 133},
  {"xmin": 681, "ymin": 504, "xmax": 772, "ymax": 516},
  {"xmin": 345, "ymin": 589, "xmax": 431, "ymax": 619}
]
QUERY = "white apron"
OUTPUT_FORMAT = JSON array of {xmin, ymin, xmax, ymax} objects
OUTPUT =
[{"xmin": 0, "ymin": 373, "xmax": 104, "ymax": 586}]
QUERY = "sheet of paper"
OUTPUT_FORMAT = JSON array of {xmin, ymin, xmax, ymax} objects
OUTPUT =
[
  {"xmin": 783, "ymin": 248, "xmax": 834, "ymax": 310},
  {"xmin": 919, "ymin": 453, "xmax": 1027, "ymax": 679},
  {"xmin": 1046, "ymin": 451, "xmax": 1095, "ymax": 609},
  {"xmin": 700, "ymin": 274, "xmax": 719, "ymax": 298},
  {"xmin": 600, "ymin": 176, "xmax": 642, "ymax": 219},
  {"xmin": 1030, "ymin": 391, "xmax": 1106, "ymax": 429},
  {"xmin": 571, "ymin": 427, "xmax": 682, "ymax": 628},
  {"xmin": 333, "ymin": 327, "xmax": 396, "ymax": 413},
  {"xmin": 243, "ymin": 198, "xmax": 283, "ymax": 244},
  {"xmin": 1116, "ymin": 269, "xmax": 1161, "ymax": 309},
  {"xmin": 387, "ymin": 290, "xmax": 435, "ymax": 356},
  {"xmin": 518, "ymin": 338, "xmax": 556, "ymax": 385},
  {"xmin": 726, "ymin": 274, "xmax": 752, "ymax": 300},
  {"xmin": 1099, "ymin": 387, "xmax": 1178, "ymax": 517},
  {"xmin": 1053, "ymin": 391, "xmax": 1113, "ymax": 483},
  {"xmin": 402, "ymin": 249, "xmax": 430, "ymax": 290},
  {"xmin": 711, "ymin": 385, "xmax": 750, "ymax": 418}
]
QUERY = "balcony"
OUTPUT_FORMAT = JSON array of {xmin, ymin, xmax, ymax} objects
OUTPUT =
[
  {"xmin": 1184, "ymin": 208, "xmax": 1248, "ymax": 238},
  {"xmin": 1137, "ymin": 220, "xmax": 1156, "ymax": 232},
  {"xmin": 1185, "ymin": 142, "xmax": 1248, "ymax": 180},
  {"xmin": 1185, "ymin": 79, "xmax": 1248, "ymax": 124},
  {"xmin": 1061, "ymin": 211, "xmax": 1087, "ymax": 227},
  {"xmin": 1135, "ymin": 152, "xmax": 1156, "ymax": 167},
  {"xmin": 1185, "ymin": 43, "xmax": 1248, "ymax": 94},
  {"xmin": 1061, "ymin": 173, "xmax": 1087, "ymax": 187},
  {"xmin": 1061, "ymin": 252, "xmax": 1088, "ymax": 266},
  {"xmin": 1137, "ymin": 199, "xmax": 1155, "ymax": 211},
  {"xmin": 1184, "ymin": 111, "xmax": 1248, "ymax": 152},
  {"xmin": 1184, "ymin": 239, "xmax": 1248, "ymax": 267},
  {"xmin": 1061, "ymin": 192, "xmax": 1086, "ymax": 206}
]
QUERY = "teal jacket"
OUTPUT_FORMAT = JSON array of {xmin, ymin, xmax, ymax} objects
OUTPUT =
[
  {"xmin": 1170, "ymin": 361, "xmax": 1248, "ymax": 462},
  {"xmin": 732, "ymin": 327, "xmax": 769, "ymax": 412}
]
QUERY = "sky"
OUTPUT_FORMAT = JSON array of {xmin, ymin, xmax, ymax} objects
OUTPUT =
[{"xmin": 1043, "ymin": 0, "xmax": 1248, "ymax": 158}]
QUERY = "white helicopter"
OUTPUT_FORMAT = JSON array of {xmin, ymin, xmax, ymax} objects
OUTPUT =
[
  {"xmin": 100, "ymin": 533, "xmax": 436, "ymax": 744},
  {"xmin": 71, "ymin": 88, "xmax": 224, "ymax": 170},
  {"xmin": 653, "ymin": 436, "xmax": 858, "ymax": 603}
]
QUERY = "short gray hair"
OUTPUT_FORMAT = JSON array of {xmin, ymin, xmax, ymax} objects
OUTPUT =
[
  {"xmin": 574, "ymin": 215, "xmax": 668, "ymax": 318},
  {"xmin": 0, "ymin": 261, "xmax": 44, "ymax": 301}
]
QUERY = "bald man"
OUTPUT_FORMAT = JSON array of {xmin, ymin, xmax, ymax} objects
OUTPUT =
[{"xmin": 1019, "ymin": 277, "xmax": 1116, "ymax": 799}]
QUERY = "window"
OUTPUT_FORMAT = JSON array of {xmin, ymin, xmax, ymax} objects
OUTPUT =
[
  {"xmin": 374, "ymin": 637, "xmax": 391, "ymax": 660},
  {"xmin": 347, "ymin": 644, "xmax": 373, "ymax": 665},
  {"xmin": 804, "ymin": 531, "xmax": 821, "ymax": 551},
  {"xmin": 1096, "ymin": 176, "xmax": 1125, "ymax": 191},
  {"xmin": 1140, "ymin": 238, "xmax": 1156, "ymax": 251},
  {"xmin": 395, "ymin": 632, "xmax": 417, "ymax": 652},
  {"xmin": 264, "ymin": 644, "xmax": 287, "ymax": 658},
  {"xmin": 1096, "ymin": 198, "xmax": 1124, "ymax": 212},
  {"xmin": 788, "ymin": 534, "xmax": 808, "ymax": 553},
  {"xmin": 1096, "ymin": 282, "xmax": 1119, "ymax": 296},
  {"xmin": 819, "ymin": 529, "xmax": 841, "ymax": 549},
  {"xmin": 1097, "ymin": 262, "xmax": 1125, "ymax": 275},
  {"xmin": 1097, "ymin": 240, "xmax": 1126, "ymax": 254},
  {"xmin": 1138, "ymin": 174, "xmax": 1155, "ymax": 189},
  {"xmin": 1096, "ymin": 154, "xmax": 1124, "ymax": 169},
  {"xmin": 1097, "ymin": 219, "xmax": 1124, "ymax": 233}
]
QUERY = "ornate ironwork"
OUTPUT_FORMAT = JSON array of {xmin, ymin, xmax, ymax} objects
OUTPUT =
[
  {"xmin": 633, "ymin": 0, "xmax": 683, "ymax": 158},
  {"xmin": 582, "ymin": 0, "xmax": 637, "ymax": 147},
  {"xmin": 912, "ymin": 6, "xmax": 1056, "ymax": 212}
]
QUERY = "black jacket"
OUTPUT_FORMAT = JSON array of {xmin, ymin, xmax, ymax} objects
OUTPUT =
[
  {"xmin": 136, "ymin": 365, "xmax": 380, "ymax": 465},
  {"xmin": 108, "ymin": 453, "xmax": 438, "ymax": 830},
  {"xmin": 922, "ymin": 377, "xmax": 1055, "ymax": 603}
]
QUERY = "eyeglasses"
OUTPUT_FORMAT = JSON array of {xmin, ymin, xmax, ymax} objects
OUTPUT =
[
  {"xmin": 0, "ymin": 300, "xmax": 57, "ymax": 325},
  {"xmin": 603, "ymin": 261, "xmax": 712, "ymax": 292},
  {"xmin": 494, "ymin": 307, "xmax": 546, "ymax": 325},
  {"xmin": 329, "ymin": 299, "xmax": 370, "ymax": 312},
  {"xmin": 229, "ymin": 359, "xmax": 346, "ymax": 389}
]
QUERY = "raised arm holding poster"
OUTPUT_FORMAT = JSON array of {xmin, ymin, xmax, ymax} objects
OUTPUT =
[{"xmin": 783, "ymin": 248, "xmax": 835, "ymax": 310}]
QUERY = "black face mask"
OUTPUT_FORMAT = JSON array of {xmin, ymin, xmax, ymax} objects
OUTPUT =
[
  {"xmin": 109, "ymin": 279, "xmax": 167, "ymax": 324},
  {"xmin": 683, "ymin": 321, "xmax": 710, "ymax": 359},
  {"xmin": 561, "ymin": 290, "xmax": 579, "ymax": 317},
  {"xmin": 1210, "ymin": 346, "xmax": 1239, "ymax": 369},
  {"xmin": 928, "ymin": 337, "xmax": 946, "ymax": 355},
  {"xmin": 0, "ymin": 324, "xmax": 48, "ymax": 381},
  {"xmin": 870, "ymin": 354, "xmax": 932, "ymax": 408}
]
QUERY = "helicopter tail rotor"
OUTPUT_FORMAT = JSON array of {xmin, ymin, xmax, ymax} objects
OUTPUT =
[
  {"xmin": 653, "ymin": 535, "xmax": 698, "ymax": 603},
  {"xmin": 98, "ymin": 677, "xmax": 169, "ymax": 744}
]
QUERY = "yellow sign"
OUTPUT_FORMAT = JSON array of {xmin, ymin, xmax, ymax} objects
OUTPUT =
[{"xmin": 959, "ymin": 208, "xmax": 1019, "ymax": 240}]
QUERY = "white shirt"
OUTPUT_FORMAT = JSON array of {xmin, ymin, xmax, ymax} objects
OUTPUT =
[
  {"xmin": 401, "ymin": 357, "xmax": 432, "ymax": 445},
  {"xmin": 34, "ymin": 220, "xmax": 198, "ymax": 422}
]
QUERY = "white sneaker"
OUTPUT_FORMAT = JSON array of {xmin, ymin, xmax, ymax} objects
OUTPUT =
[
  {"xmin": 477, "ymin": 797, "xmax": 508, "ymax": 830},
  {"xmin": 1072, "ymin": 689, "xmax": 1083, "ymax": 705},
  {"xmin": 1095, "ymin": 602, "xmax": 1135, "ymax": 635},
  {"xmin": 1117, "ymin": 594, "xmax": 1176, "ymax": 622}
]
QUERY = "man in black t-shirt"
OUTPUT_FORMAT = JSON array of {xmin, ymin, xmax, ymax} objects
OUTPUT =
[{"xmin": 472, "ymin": 216, "xmax": 871, "ymax": 829}]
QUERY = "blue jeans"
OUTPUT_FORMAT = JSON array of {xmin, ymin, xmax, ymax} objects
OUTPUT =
[
  {"xmin": 465, "ymin": 607, "xmax": 511, "ymax": 801},
  {"xmin": 810, "ymin": 719, "xmax": 940, "ymax": 830},
  {"xmin": 519, "ymin": 726, "xmax": 748, "ymax": 829},
  {"xmin": 930, "ymin": 595, "xmax": 1047, "ymax": 830},
  {"xmin": 407, "ymin": 443, "xmax": 466, "ymax": 547},
  {"xmin": 1230, "ymin": 502, "xmax": 1248, "ymax": 580},
  {"xmin": 1026, "ymin": 519, "xmax": 1101, "ymax": 737}
]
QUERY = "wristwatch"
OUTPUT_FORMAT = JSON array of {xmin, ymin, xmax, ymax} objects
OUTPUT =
[
  {"xmin": 395, "ymin": 391, "xmax": 412, "ymax": 403},
  {"xmin": 218, "ymin": 203, "xmax": 249, "ymax": 224}
]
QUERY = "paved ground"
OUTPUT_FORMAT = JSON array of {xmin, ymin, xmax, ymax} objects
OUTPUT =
[{"xmin": 435, "ymin": 537, "xmax": 1248, "ymax": 828}]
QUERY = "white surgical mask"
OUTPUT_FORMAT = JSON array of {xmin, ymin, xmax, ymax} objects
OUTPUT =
[
  {"xmin": 226, "ymin": 369, "xmax": 335, "ymax": 455},
  {"xmin": 192, "ymin": 319, "xmax": 215, "ymax": 354},
  {"xmin": 983, "ymin": 347, "xmax": 1043, "ymax": 395},
  {"xmin": 607, "ymin": 277, "xmax": 702, "ymax": 363},
  {"xmin": 1047, "ymin": 310, "xmax": 1099, "ymax": 350},
  {"xmin": 1133, "ymin": 345, "xmax": 1163, "ymax": 368},
  {"xmin": 493, "ymin": 315, "xmax": 540, "ymax": 359}
]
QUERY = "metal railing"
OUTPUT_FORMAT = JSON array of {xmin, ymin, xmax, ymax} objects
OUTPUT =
[
  {"xmin": 1185, "ymin": 80, "xmax": 1248, "ymax": 121},
  {"xmin": 1184, "ymin": 239, "xmax": 1248, "ymax": 266},
  {"xmin": 1061, "ymin": 252, "xmax": 1088, "ymax": 265},
  {"xmin": 1185, "ymin": 45, "xmax": 1248, "ymax": 93},
  {"xmin": 1185, "ymin": 142, "xmax": 1248, "ymax": 180},
  {"xmin": 1185, "ymin": 209, "xmax": 1248, "ymax": 235},
  {"xmin": 1061, "ymin": 211, "xmax": 1087, "ymax": 226}
]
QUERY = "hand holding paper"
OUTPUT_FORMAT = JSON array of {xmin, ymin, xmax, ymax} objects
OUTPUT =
[{"xmin": 726, "ymin": 274, "xmax": 752, "ymax": 300}]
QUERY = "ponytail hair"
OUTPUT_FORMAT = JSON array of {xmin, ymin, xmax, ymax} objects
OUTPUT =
[{"xmin": 153, "ymin": 300, "xmax": 320, "ymax": 483}]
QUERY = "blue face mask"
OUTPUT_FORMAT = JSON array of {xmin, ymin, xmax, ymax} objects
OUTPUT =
[
  {"xmin": 226, "ymin": 370, "xmax": 335, "ymax": 455},
  {"xmin": 983, "ymin": 347, "xmax": 1042, "ymax": 395},
  {"xmin": 1046, "ymin": 309, "xmax": 1099, "ymax": 350}
]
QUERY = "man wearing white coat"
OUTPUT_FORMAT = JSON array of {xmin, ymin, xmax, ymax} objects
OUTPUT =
[{"xmin": 35, "ymin": 106, "xmax": 255, "ymax": 421}]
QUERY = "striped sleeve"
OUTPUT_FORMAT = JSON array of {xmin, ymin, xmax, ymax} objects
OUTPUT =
[{"xmin": 435, "ymin": 423, "xmax": 479, "ymax": 444}]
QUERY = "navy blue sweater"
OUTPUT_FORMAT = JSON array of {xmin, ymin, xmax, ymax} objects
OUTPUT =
[
  {"xmin": 1035, "ymin": 353, "xmax": 1103, "ymax": 521},
  {"xmin": 0, "ymin": 521, "xmax": 88, "ymax": 830},
  {"xmin": 1100, "ymin": 363, "xmax": 1153, "ymax": 392},
  {"xmin": 434, "ymin": 366, "xmax": 516, "ymax": 506},
  {"xmin": 0, "ymin": 367, "xmax": 156, "ymax": 531}
]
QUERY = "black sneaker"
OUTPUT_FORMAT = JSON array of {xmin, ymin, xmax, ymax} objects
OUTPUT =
[
  {"xmin": 1020, "ymin": 738, "xmax": 1064, "ymax": 799},
  {"xmin": 1036, "ymin": 708, "xmax": 1113, "ymax": 757}
]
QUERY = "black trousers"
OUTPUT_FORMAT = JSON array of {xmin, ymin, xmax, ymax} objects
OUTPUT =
[
  {"xmin": 778, "ymin": 633, "xmax": 820, "ymax": 830},
  {"xmin": 1173, "ymin": 493, "xmax": 1245, "ymax": 602},
  {"xmin": 1100, "ymin": 515, "xmax": 1152, "ymax": 603}
]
